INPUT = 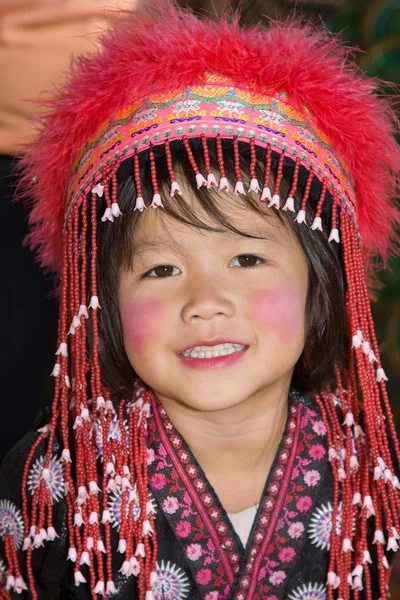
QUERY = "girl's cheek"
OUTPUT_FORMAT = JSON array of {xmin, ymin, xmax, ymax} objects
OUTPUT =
[
  {"xmin": 120, "ymin": 297, "xmax": 166, "ymax": 353},
  {"xmin": 247, "ymin": 285, "xmax": 304, "ymax": 343}
]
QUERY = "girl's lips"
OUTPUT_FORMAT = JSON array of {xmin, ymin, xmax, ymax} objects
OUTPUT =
[{"xmin": 176, "ymin": 346, "xmax": 249, "ymax": 370}]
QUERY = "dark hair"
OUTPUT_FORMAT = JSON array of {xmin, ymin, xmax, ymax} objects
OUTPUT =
[{"xmin": 93, "ymin": 138, "xmax": 348, "ymax": 396}]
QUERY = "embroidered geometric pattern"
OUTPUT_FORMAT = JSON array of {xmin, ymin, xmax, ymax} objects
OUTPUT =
[
  {"xmin": 68, "ymin": 72, "xmax": 355, "ymax": 227},
  {"xmin": 0, "ymin": 500, "xmax": 24, "ymax": 549},
  {"xmin": 152, "ymin": 560, "xmax": 190, "ymax": 600},
  {"xmin": 27, "ymin": 454, "xmax": 65, "ymax": 502},
  {"xmin": 308, "ymin": 501, "xmax": 342, "ymax": 551},
  {"xmin": 287, "ymin": 582, "xmax": 326, "ymax": 600}
]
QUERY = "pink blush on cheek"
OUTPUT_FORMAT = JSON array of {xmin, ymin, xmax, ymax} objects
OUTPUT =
[
  {"xmin": 247, "ymin": 285, "xmax": 304, "ymax": 343},
  {"xmin": 120, "ymin": 297, "xmax": 166, "ymax": 353}
]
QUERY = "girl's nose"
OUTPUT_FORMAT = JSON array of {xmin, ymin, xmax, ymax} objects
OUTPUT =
[{"xmin": 181, "ymin": 277, "xmax": 235, "ymax": 324}]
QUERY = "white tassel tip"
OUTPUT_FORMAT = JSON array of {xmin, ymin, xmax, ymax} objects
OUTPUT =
[
  {"xmin": 343, "ymin": 412, "xmax": 355, "ymax": 427},
  {"xmin": 101, "ymin": 207, "xmax": 114, "ymax": 223},
  {"xmin": 150, "ymin": 571, "xmax": 158, "ymax": 586},
  {"xmin": 23, "ymin": 537, "xmax": 31, "ymax": 551},
  {"xmin": 111, "ymin": 202, "xmax": 122, "ymax": 218},
  {"xmin": 362, "ymin": 341, "xmax": 371, "ymax": 355},
  {"xmin": 74, "ymin": 571, "xmax": 87, "ymax": 586},
  {"xmin": 102, "ymin": 510, "xmax": 111, "ymax": 524},
  {"xmin": 14, "ymin": 577, "xmax": 28, "ymax": 593},
  {"xmin": 195, "ymin": 173, "xmax": 207, "ymax": 189},
  {"xmin": 373, "ymin": 530, "xmax": 385, "ymax": 545},
  {"xmin": 207, "ymin": 173, "xmax": 218, "ymax": 189},
  {"xmin": 51, "ymin": 363, "xmax": 61, "ymax": 377},
  {"xmin": 93, "ymin": 581, "xmax": 105, "ymax": 595},
  {"xmin": 218, "ymin": 177, "xmax": 229, "ymax": 192},
  {"xmin": 234, "ymin": 181, "xmax": 245, "ymax": 195},
  {"xmin": 352, "ymin": 335, "xmax": 362, "ymax": 350},
  {"xmin": 80, "ymin": 551, "xmax": 90, "ymax": 566},
  {"xmin": 145, "ymin": 592, "xmax": 155, "ymax": 600},
  {"xmin": 118, "ymin": 539, "xmax": 127, "ymax": 554},
  {"xmin": 135, "ymin": 543, "xmax": 146, "ymax": 557},
  {"xmin": 5, "ymin": 575, "xmax": 15, "ymax": 591},
  {"xmin": 89, "ymin": 296, "xmax": 100, "ymax": 310},
  {"xmin": 311, "ymin": 216, "xmax": 323, "ymax": 231},
  {"xmin": 151, "ymin": 194, "xmax": 163, "ymax": 208},
  {"xmin": 261, "ymin": 187, "xmax": 272, "ymax": 202},
  {"xmin": 97, "ymin": 540, "xmax": 106, "ymax": 553},
  {"xmin": 47, "ymin": 526, "xmax": 58, "ymax": 541},
  {"xmin": 142, "ymin": 519, "xmax": 153, "ymax": 536},
  {"xmin": 74, "ymin": 513, "xmax": 84, "ymax": 527},
  {"xmin": 362, "ymin": 550, "xmax": 372, "ymax": 564},
  {"xmin": 134, "ymin": 196, "xmax": 146, "ymax": 212},
  {"xmin": 328, "ymin": 228, "xmax": 340, "ymax": 243},
  {"xmin": 97, "ymin": 396, "xmax": 106, "ymax": 410},
  {"xmin": 342, "ymin": 538, "xmax": 353, "ymax": 552},
  {"xmin": 106, "ymin": 581, "xmax": 117, "ymax": 595},
  {"xmin": 146, "ymin": 500, "xmax": 156, "ymax": 516},
  {"xmin": 56, "ymin": 342, "xmax": 68, "ymax": 357},
  {"xmin": 41, "ymin": 468, "xmax": 51, "ymax": 482},
  {"xmin": 170, "ymin": 181, "xmax": 182, "ymax": 197},
  {"xmin": 120, "ymin": 561, "xmax": 131, "ymax": 576},
  {"xmin": 282, "ymin": 197, "xmax": 295, "ymax": 212},
  {"xmin": 376, "ymin": 368, "xmax": 388, "ymax": 383},
  {"xmin": 387, "ymin": 537, "xmax": 399, "ymax": 552},
  {"xmin": 89, "ymin": 512, "xmax": 99, "ymax": 525},
  {"xmin": 327, "ymin": 571, "xmax": 337, "ymax": 586},
  {"xmin": 91, "ymin": 183, "xmax": 104, "ymax": 198},
  {"xmin": 78, "ymin": 304, "xmax": 89, "ymax": 319},
  {"xmin": 248, "ymin": 178, "xmax": 260, "ymax": 193},
  {"xmin": 295, "ymin": 210, "xmax": 306, "ymax": 224},
  {"xmin": 268, "ymin": 194, "xmax": 280, "ymax": 210},
  {"xmin": 89, "ymin": 481, "xmax": 100, "ymax": 495}
]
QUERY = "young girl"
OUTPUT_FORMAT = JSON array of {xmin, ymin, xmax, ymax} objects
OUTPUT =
[{"xmin": 0, "ymin": 4, "xmax": 399, "ymax": 599}]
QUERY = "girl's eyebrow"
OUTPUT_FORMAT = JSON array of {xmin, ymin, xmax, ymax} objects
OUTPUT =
[{"xmin": 131, "ymin": 227, "xmax": 281, "ymax": 259}]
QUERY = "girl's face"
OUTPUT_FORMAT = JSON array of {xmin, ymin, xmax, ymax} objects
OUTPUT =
[{"xmin": 117, "ymin": 198, "xmax": 309, "ymax": 412}]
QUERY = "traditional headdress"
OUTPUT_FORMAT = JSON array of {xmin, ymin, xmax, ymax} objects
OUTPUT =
[{"xmin": 2, "ymin": 3, "xmax": 400, "ymax": 600}]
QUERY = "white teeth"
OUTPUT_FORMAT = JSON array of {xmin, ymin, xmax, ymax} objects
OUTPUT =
[{"xmin": 180, "ymin": 343, "xmax": 246, "ymax": 359}]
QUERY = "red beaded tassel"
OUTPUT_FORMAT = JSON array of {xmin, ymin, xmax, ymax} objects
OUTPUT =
[
  {"xmin": 133, "ymin": 151, "xmax": 146, "ymax": 212},
  {"xmin": 216, "ymin": 134, "xmax": 229, "ymax": 192},
  {"xmin": 282, "ymin": 156, "xmax": 300, "ymax": 212},
  {"xmin": 6, "ymin": 158, "xmax": 158, "ymax": 599},
  {"xmin": 295, "ymin": 168, "xmax": 314, "ymax": 224},
  {"xmin": 182, "ymin": 135, "xmax": 206, "ymax": 190},
  {"xmin": 261, "ymin": 144, "xmax": 272, "ymax": 202},
  {"xmin": 101, "ymin": 177, "xmax": 114, "ymax": 223},
  {"xmin": 165, "ymin": 139, "xmax": 182, "ymax": 197},
  {"xmin": 311, "ymin": 177, "xmax": 328, "ymax": 231},
  {"xmin": 233, "ymin": 136, "xmax": 245, "ymax": 195},
  {"xmin": 328, "ymin": 192, "xmax": 340, "ymax": 243},
  {"xmin": 248, "ymin": 137, "xmax": 260, "ymax": 193},
  {"xmin": 201, "ymin": 133, "xmax": 218, "ymax": 189},
  {"xmin": 269, "ymin": 151, "xmax": 285, "ymax": 209},
  {"xmin": 314, "ymin": 211, "xmax": 400, "ymax": 600},
  {"xmin": 149, "ymin": 146, "xmax": 163, "ymax": 208}
]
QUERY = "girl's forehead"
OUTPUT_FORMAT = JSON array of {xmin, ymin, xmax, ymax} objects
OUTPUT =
[{"xmin": 133, "ymin": 194, "xmax": 293, "ymax": 249}]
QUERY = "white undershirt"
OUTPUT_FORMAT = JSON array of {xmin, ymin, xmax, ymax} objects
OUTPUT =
[{"xmin": 227, "ymin": 504, "xmax": 259, "ymax": 547}]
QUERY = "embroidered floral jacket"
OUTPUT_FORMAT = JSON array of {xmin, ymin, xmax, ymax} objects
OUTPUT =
[{"xmin": 0, "ymin": 387, "xmax": 397, "ymax": 600}]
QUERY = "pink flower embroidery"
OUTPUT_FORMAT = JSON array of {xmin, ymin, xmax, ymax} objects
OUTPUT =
[
  {"xmin": 312, "ymin": 420, "xmax": 326, "ymax": 436},
  {"xmin": 186, "ymin": 543, "xmax": 203, "ymax": 561},
  {"xmin": 304, "ymin": 469, "xmax": 321, "ymax": 487},
  {"xmin": 146, "ymin": 448, "xmax": 155, "ymax": 465},
  {"xmin": 196, "ymin": 569, "xmax": 212, "ymax": 585},
  {"xmin": 162, "ymin": 496, "xmax": 179, "ymax": 514},
  {"xmin": 205, "ymin": 593, "xmax": 219, "ymax": 600},
  {"xmin": 288, "ymin": 521, "xmax": 304, "ymax": 539},
  {"xmin": 151, "ymin": 473, "xmax": 166, "ymax": 490},
  {"xmin": 309, "ymin": 444, "xmax": 326, "ymax": 460},
  {"xmin": 296, "ymin": 495, "xmax": 312, "ymax": 512},
  {"xmin": 269, "ymin": 570, "xmax": 286, "ymax": 585},
  {"xmin": 176, "ymin": 521, "xmax": 191, "ymax": 538},
  {"xmin": 278, "ymin": 547, "xmax": 296, "ymax": 562}
]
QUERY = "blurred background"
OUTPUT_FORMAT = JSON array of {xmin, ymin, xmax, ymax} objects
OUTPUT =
[{"xmin": 1, "ymin": 0, "xmax": 399, "ymax": 594}]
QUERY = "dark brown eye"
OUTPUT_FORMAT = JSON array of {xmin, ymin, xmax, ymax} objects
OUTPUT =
[
  {"xmin": 232, "ymin": 254, "xmax": 263, "ymax": 268},
  {"xmin": 146, "ymin": 265, "xmax": 179, "ymax": 278}
]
